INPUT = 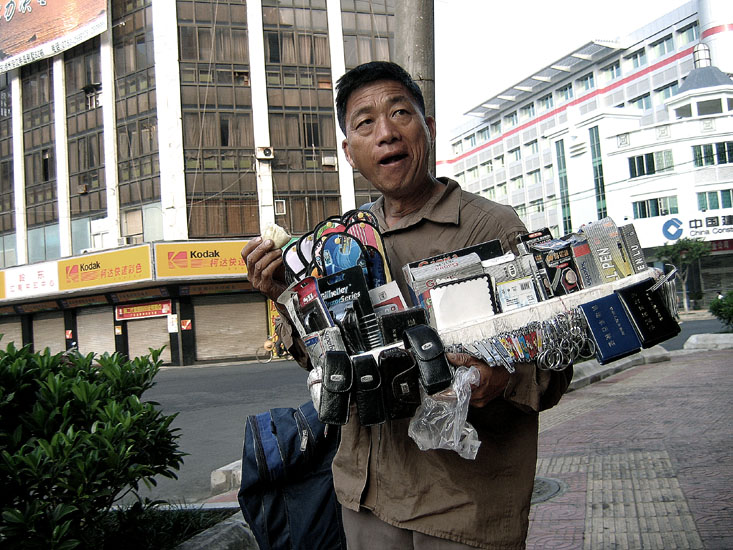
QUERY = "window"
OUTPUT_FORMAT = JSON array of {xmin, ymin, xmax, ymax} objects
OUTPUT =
[
  {"xmin": 496, "ymin": 183, "xmax": 507, "ymax": 196},
  {"xmin": 651, "ymin": 35, "xmax": 674, "ymax": 58},
  {"xmin": 722, "ymin": 189, "xmax": 733, "ymax": 209},
  {"xmin": 508, "ymin": 147, "xmax": 521, "ymax": 162},
  {"xmin": 538, "ymin": 94, "xmax": 553, "ymax": 111},
  {"xmin": 465, "ymin": 134, "xmax": 476, "ymax": 148},
  {"xmin": 455, "ymin": 172, "xmax": 465, "ymax": 184},
  {"xmin": 630, "ymin": 93, "xmax": 651, "ymax": 111},
  {"xmin": 525, "ymin": 140, "xmax": 539, "ymax": 155},
  {"xmin": 697, "ymin": 191, "xmax": 720, "ymax": 211},
  {"xmin": 625, "ymin": 48, "xmax": 647, "ymax": 69},
  {"xmin": 603, "ymin": 60, "xmax": 621, "ymax": 82},
  {"xmin": 482, "ymin": 187, "xmax": 496, "ymax": 200},
  {"xmin": 697, "ymin": 99, "xmax": 723, "ymax": 115},
  {"xmin": 480, "ymin": 160, "xmax": 493, "ymax": 175},
  {"xmin": 528, "ymin": 170, "xmax": 541, "ymax": 185},
  {"xmin": 675, "ymin": 104, "xmax": 692, "ymax": 118},
  {"xmin": 678, "ymin": 23, "xmax": 699, "ymax": 46},
  {"xmin": 655, "ymin": 81, "xmax": 678, "ymax": 102},
  {"xmin": 654, "ymin": 150, "xmax": 674, "ymax": 172},
  {"xmin": 467, "ymin": 166, "xmax": 478, "ymax": 181},
  {"xmin": 628, "ymin": 153, "xmax": 656, "ymax": 178},
  {"xmin": 589, "ymin": 126, "xmax": 607, "ymax": 218},
  {"xmin": 490, "ymin": 120, "xmax": 502, "ymax": 135},
  {"xmin": 511, "ymin": 176, "xmax": 524, "ymax": 191},
  {"xmin": 556, "ymin": 83, "xmax": 573, "ymax": 103},
  {"xmin": 632, "ymin": 196, "xmax": 678, "ymax": 218},
  {"xmin": 515, "ymin": 204, "xmax": 526, "ymax": 217},
  {"xmin": 452, "ymin": 141, "xmax": 463, "ymax": 155},
  {"xmin": 555, "ymin": 140, "xmax": 572, "ymax": 234},
  {"xmin": 520, "ymin": 103, "xmax": 535, "ymax": 120},
  {"xmin": 577, "ymin": 72, "xmax": 595, "ymax": 92},
  {"xmin": 477, "ymin": 127, "xmax": 490, "ymax": 143},
  {"xmin": 529, "ymin": 200, "xmax": 544, "ymax": 213},
  {"xmin": 505, "ymin": 111, "xmax": 518, "ymax": 127},
  {"xmin": 494, "ymin": 155, "xmax": 504, "ymax": 169},
  {"xmin": 693, "ymin": 142, "xmax": 733, "ymax": 166}
]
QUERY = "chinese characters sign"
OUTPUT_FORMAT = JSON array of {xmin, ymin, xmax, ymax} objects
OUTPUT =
[
  {"xmin": 57, "ymin": 246, "xmax": 153, "ymax": 291},
  {"xmin": 115, "ymin": 299, "xmax": 172, "ymax": 321},
  {"xmin": 154, "ymin": 241, "xmax": 249, "ymax": 279},
  {"xmin": 3, "ymin": 262, "xmax": 58, "ymax": 299},
  {"xmin": 0, "ymin": 0, "xmax": 107, "ymax": 75}
]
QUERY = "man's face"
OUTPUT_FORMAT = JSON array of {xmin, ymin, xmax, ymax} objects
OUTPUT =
[{"xmin": 341, "ymin": 80, "xmax": 436, "ymax": 200}]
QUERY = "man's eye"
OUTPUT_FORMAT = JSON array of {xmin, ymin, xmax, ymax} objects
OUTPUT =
[
  {"xmin": 393, "ymin": 109, "xmax": 409, "ymax": 117},
  {"xmin": 356, "ymin": 119, "xmax": 372, "ymax": 128}
]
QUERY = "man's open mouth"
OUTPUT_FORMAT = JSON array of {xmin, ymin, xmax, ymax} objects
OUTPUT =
[{"xmin": 379, "ymin": 153, "xmax": 408, "ymax": 165}]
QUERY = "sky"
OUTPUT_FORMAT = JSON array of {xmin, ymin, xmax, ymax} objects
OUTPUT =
[{"xmin": 433, "ymin": 0, "xmax": 691, "ymax": 162}]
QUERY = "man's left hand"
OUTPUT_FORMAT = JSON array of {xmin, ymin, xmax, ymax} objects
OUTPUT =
[{"xmin": 446, "ymin": 352, "xmax": 511, "ymax": 408}]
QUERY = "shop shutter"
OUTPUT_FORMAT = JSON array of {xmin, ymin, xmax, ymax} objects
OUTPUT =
[
  {"xmin": 33, "ymin": 312, "xmax": 66, "ymax": 354},
  {"xmin": 193, "ymin": 294, "xmax": 267, "ymax": 361},
  {"xmin": 77, "ymin": 307, "xmax": 116, "ymax": 357},
  {"xmin": 0, "ymin": 318, "xmax": 24, "ymax": 348},
  {"xmin": 127, "ymin": 317, "xmax": 172, "ymax": 363}
]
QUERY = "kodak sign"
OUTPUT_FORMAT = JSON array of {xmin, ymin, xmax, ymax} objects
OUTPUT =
[
  {"xmin": 154, "ymin": 241, "xmax": 249, "ymax": 279},
  {"xmin": 58, "ymin": 246, "xmax": 153, "ymax": 291}
]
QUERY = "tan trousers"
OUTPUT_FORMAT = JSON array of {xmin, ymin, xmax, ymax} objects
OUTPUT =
[{"xmin": 341, "ymin": 507, "xmax": 479, "ymax": 550}]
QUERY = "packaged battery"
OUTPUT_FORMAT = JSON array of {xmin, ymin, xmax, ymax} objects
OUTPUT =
[
  {"xmin": 581, "ymin": 217, "xmax": 634, "ymax": 281},
  {"xmin": 619, "ymin": 224, "xmax": 649, "ymax": 274},
  {"xmin": 562, "ymin": 233, "xmax": 603, "ymax": 289},
  {"xmin": 529, "ymin": 239, "xmax": 581, "ymax": 296}
]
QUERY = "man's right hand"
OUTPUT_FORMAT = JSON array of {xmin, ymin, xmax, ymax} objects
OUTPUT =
[{"xmin": 241, "ymin": 237, "xmax": 287, "ymax": 302}]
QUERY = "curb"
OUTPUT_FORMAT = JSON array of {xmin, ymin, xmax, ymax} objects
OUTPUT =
[{"xmin": 174, "ymin": 511, "xmax": 258, "ymax": 550}]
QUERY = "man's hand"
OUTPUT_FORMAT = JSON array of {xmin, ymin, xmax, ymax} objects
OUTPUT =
[
  {"xmin": 241, "ymin": 237, "xmax": 288, "ymax": 302},
  {"xmin": 446, "ymin": 352, "xmax": 511, "ymax": 408}
]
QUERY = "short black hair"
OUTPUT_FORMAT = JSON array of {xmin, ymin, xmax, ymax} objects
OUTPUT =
[{"xmin": 335, "ymin": 61, "xmax": 425, "ymax": 134}]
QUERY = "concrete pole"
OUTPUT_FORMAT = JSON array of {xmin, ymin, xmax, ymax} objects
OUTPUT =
[{"xmin": 394, "ymin": 0, "xmax": 435, "ymax": 174}]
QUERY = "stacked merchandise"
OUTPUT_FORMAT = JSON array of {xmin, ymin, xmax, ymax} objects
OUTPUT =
[{"xmin": 275, "ymin": 214, "xmax": 681, "ymax": 426}]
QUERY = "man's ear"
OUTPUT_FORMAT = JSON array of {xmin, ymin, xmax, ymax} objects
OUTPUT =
[
  {"xmin": 426, "ymin": 115, "xmax": 436, "ymax": 142},
  {"xmin": 342, "ymin": 139, "xmax": 356, "ymax": 169}
]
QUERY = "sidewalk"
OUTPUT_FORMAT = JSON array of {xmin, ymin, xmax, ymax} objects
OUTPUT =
[{"xmin": 199, "ymin": 347, "xmax": 732, "ymax": 549}]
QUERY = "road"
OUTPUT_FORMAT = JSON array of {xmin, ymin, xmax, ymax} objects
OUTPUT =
[
  {"xmin": 131, "ymin": 359, "xmax": 310, "ymax": 505},
  {"xmin": 130, "ymin": 318, "xmax": 727, "ymax": 506}
]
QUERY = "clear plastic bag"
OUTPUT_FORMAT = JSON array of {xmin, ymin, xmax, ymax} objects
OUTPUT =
[{"xmin": 408, "ymin": 366, "xmax": 481, "ymax": 460}]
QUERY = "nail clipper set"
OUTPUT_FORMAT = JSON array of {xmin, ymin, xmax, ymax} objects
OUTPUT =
[{"xmin": 277, "ymin": 212, "xmax": 680, "ymax": 426}]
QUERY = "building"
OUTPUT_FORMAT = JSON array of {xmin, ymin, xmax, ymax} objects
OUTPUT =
[
  {"xmin": 441, "ymin": 0, "xmax": 733, "ymax": 304},
  {"xmin": 0, "ymin": 0, "xmax": 396, "ymax": 364}
]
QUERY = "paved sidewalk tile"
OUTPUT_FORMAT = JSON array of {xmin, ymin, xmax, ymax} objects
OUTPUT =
[{"xmin": 527, "ymin": 351, "xmax": 732, "ymax": 550}]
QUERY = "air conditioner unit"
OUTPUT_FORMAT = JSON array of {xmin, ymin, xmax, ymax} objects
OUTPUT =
[
  {"xmin": 256, "ymin": 146, "xmax": 274, "ymax": 160},
  {"xmin": 322, "ymin": 155, "xmax": 337, "ymax": 168},
  {"xmin": 118, "ymin": 236, "xmax": 131, "ymax": 246}
]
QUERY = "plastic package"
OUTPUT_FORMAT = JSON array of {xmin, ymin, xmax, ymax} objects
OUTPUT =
[
  {"xmin": 408, "ymin": 366, "xmax": 481, "ymax": 460},
  {"xmin": 307, "ymin": 365, "xmax": 323, "ymax": 412}
]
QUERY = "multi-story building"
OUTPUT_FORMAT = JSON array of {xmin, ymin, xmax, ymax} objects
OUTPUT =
[
  {"xmin": 441, "ymin": 0, "xmax": 732, "ymax": 304},
  {"xmin": 0, "ymin": 0, "xmax": 395, "ymax": 363}
]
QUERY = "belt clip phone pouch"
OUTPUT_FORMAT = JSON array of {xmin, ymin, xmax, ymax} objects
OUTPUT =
[
  {"xmin": 352, "ymin": 354, "xmax": 386, "ymax": 426},
  {"xmin": 378, "ymin": 347, "xmax": 420, "ymax": 420},
  {"xmin": 319, "ymin": 351, "xmax": 353, "ymax": 425},
  {"xmin": 403, "ymin": 324, "xmax": 453, "ymax": 395}
]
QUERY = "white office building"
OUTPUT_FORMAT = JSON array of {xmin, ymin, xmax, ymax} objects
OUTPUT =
[{"xmin": 442, "ymin": 0, "xmax": 733, "ymax": 302}]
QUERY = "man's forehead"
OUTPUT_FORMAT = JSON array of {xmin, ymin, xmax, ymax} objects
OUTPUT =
[{"xmin": 346, "ymin": 80, "xmax": 415, "ymax": 113}]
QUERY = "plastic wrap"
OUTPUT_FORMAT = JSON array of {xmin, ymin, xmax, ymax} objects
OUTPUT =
[{"xmin": 408, "ymin": 366, "xmax": 481, "ymax": 460}]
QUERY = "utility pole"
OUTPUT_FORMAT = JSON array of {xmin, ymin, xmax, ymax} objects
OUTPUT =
[{"xmin": 395, "ymin": 0, "xmax": 435, "ymax": 173}]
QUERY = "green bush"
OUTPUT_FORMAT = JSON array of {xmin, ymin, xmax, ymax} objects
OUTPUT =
[
  {"xmin": 710, "ymin": 291, "xmax": 733, "ymax": 329},
  {"xmin": 0, "ymin": 343, "xmax": 185, "ymax": 549}
]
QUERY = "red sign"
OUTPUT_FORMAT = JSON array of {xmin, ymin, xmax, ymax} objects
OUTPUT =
[
  {"xmin": 181, "ymin": 319, "xmax": 192, "ymax": 331},
  {"xmin": 711, "ymin": 239, "xmax": 733, "ymax": 253},
  {"xmin": 115, "ymin": 300, "xmax": 172, "ymax": 321},
  {"xmin": 65, "ymin": 330, "xmax": 73, "ymax": 340}
]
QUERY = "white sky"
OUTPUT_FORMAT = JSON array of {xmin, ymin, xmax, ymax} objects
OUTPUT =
[{"xmin": 433, "ymin": 0, "xmax": 691, "ymax": 162}]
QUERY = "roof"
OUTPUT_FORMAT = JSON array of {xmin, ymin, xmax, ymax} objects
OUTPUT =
[{"xmin": 676, "ymin": 65, "xmax": 733, "ymax": 94}]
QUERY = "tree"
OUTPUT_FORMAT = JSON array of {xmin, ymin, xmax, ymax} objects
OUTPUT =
[{"xmin": 654, "ymin": 237, "xmax": 711, "ymax": 312}]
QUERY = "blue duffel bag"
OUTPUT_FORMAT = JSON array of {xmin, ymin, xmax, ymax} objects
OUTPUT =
[{"xmin": 237, "ymin": 400, "xmax": 346, "ymax": 550}]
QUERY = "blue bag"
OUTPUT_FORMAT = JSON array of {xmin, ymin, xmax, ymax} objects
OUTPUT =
[{"xmin": 237, "ymin": 401, "xmax": 346, "ymax": 550}]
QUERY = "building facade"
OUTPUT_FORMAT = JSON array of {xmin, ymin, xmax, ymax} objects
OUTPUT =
[
  {"xmin": 0, "ymin": 0, "xmax": 395, "ymax": 363},
  {"xmin": 441, "ymin": 0, "xmax": 733, "ymax": 305}
]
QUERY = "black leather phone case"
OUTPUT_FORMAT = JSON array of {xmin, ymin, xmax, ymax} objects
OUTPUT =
[
  {"xmin": 402, "ymin": 324, "xmax": 453, "ymax": 395},
  {"xmin": 378, "ymin": 347, "xmax": 420, "ymax": 420},
  {"xmin": 352, "ymin": 354, "xmax": 386, "ymax": 426},
  {"xmin": 319, "ymin": 351, "xmax": 353, "ymax": 425}
]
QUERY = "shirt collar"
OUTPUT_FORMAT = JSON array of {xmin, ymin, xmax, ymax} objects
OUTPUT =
[{"xmin": 372, "ymin": 177, "xmax": 461, "ymax": 234}]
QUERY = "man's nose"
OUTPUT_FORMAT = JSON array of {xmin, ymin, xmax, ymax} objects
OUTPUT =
[{"xmin": 375, "ymin": 116, "xmax": 399, "ymax": 145}]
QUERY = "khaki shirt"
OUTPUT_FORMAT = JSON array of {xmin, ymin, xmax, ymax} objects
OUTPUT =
[{"xmin": 332, "ymin": 179, "xmax": 573, "ymax": 549}]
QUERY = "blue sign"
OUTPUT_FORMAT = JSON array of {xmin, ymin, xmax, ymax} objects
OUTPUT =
[{"xmin": 662, "ymin": 217, "xmax": 683, "ymax": 241}]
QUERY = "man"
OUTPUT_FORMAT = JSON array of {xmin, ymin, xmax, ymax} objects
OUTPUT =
[{"xmin": 243, "ymin": 61, "xmax": 572, "ymax": 549}]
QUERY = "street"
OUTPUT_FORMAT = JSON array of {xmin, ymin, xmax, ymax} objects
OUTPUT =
[
  {"xmin": 133, "ymin": 359, "xmax": 310, "ymax": 505},
  {"xmin": 131, "ymin": 318, "xmax": 727, "ymax": 508}
]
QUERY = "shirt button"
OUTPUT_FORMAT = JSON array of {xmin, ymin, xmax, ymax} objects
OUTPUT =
[{"xmin": 510, "ymin": 391, "xmax": 517, "ymax": 397}]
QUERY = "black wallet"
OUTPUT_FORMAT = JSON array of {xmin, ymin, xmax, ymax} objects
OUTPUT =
[
  {"xmin": 402, "ymin": 324, "xmax": 453, "ymax": 395},
  {"xmin": 352, "ymin": 354, "xmax": 386, "ymax": 426},
  {"xmin": 378, "ymin": 347, "xmax": 421, "ymax": 420},
  {"xmin": 615, "ymin": 278, "xmax": 680, "ymax": 348},
  {"xmin": 319, "ymin": 351, "xmax": 353, "ymax": 425}
]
